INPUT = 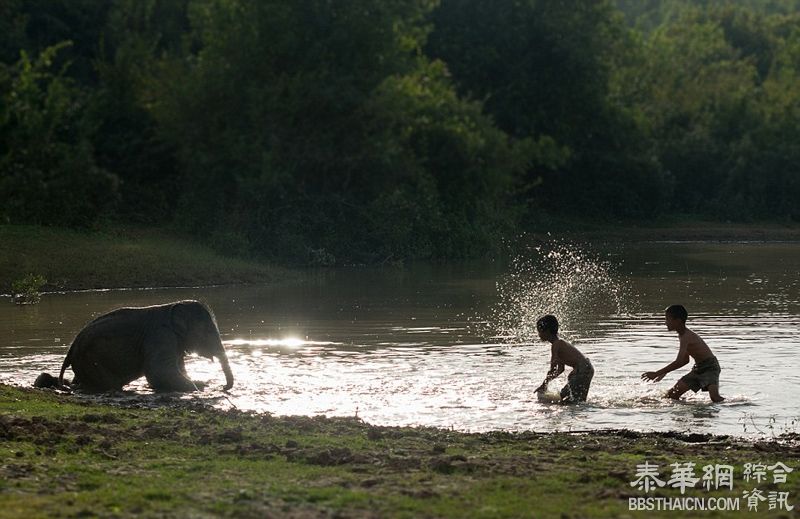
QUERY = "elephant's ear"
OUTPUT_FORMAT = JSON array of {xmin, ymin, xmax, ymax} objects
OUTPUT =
[{"xmin": 171, "ymin": 302, "xmax": 193, "ymax": 338}]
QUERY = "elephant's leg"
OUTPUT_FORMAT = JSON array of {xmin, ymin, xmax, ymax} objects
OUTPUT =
[
  {"xmin": 178, "ymin": 355, "xmax": 188, "ymax": 375},
  {"xmin": 174, "ymin": 356, "xmax": 205, "ymax": 389},
  {"xmin": 143, "ymin": 332, "xmax": 199, "ymax": 392},
  {"xmin": 69, "ymin": 330, "xmax": 142, "ymax": 392},
  {"xmin": 75, "ymin": 362, "xmax": 125, "ymax": 392},
  {"xmin": 92, "ymin": 364, "xmax": 126, "ymax": 391},
  {"xmin": 146, "ymin": 367, "xmax": 198, "ymax": 392}
]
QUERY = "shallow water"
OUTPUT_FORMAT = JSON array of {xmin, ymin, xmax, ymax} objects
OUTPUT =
[{"xmin": 2, "ymin": 242, "xmax": 799, "ymax": 438}]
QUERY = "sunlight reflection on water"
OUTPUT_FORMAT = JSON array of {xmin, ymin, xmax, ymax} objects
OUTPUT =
[{"xmin": 1, "ymin": 242, "xmax": 799, "ymax": 438}]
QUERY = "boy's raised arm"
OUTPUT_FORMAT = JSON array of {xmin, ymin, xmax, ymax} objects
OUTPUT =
[{"xmin": 641, "ymin": 343, "xmax": 690, "ymax": 382}]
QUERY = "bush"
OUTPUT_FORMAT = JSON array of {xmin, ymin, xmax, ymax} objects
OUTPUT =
[
  {"xmin": 11, "ymin": 273, "xmax": 46, "ymax": 304},
  {"xmin": 0, "ymin": 42, "xmax": 118, "ymax": 227}
]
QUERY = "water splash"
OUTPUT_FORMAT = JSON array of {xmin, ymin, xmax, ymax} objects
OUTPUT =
[{"xmin": 487, "ymin": 241, "xmax": 630, "ymax": 343}]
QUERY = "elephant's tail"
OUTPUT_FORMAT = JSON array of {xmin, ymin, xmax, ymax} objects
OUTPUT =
[{"xmin": 58, "ymin": 342, "xmax": 75, "ymax": 387}]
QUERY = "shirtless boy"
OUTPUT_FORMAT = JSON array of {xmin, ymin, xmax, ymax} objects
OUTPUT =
[
  {"xmin": 641, "ymin": 305, "xmax": 724, "ymax": 402},
  {"xmin": 534, "ymin": 315, "xmax": 594, "ymax": 403}
]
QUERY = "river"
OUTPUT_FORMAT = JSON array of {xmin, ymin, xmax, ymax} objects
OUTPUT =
[{"xmin": 2, "ymin": 241, "xmax": 798, "ymax": 438}]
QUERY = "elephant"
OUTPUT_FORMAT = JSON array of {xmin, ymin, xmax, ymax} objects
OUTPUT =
[{"xmin": 38, "ymin": 300, "xmax": 234, "ymax": 392}]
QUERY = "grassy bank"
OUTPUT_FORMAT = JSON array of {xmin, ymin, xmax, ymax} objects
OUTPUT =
[
  {"xmin": 1, "ymin": 385, "xmax": 798, "ymax": 518},
  {"xmin": 0, "ymin": 225, "xmax": 287, "ymax": 293},
  {"xmin": 3, "ymin": 219, "xmax": 800, "ymax": 294}
]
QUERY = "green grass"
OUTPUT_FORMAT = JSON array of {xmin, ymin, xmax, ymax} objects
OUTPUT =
[
  {"xmin": 0, "ymin": 225, "xmax": 289, "ymax": 292},
  {"xmin": 1, "ymin": 384, "xmax": 798, "ymax": 518},
  {"xmin": 3, "ymin": 219, "xmax": 798, "ymax": 295}
]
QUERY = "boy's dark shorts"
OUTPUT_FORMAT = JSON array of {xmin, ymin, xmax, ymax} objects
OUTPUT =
[
  {"xmin": 560, "ymin": 360, "xmax": 594, "ymax": 403},
  {"xmin": 680, "ymin": 356, "xmax": 721, "ymax": 392}
]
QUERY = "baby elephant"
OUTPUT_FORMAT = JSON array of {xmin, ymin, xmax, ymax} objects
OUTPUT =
[{"xmin": 39, "ymin": 300, "xmax": 234, "ymax": 392}]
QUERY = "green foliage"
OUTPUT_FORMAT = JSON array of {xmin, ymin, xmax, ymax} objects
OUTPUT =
[
  {"xmin": 11, "ymin": 273, "xmax": 46, "ymax": 304},
  {"xmin": 427, "ymin": 0, "xmax": 668, "ymax": 218},
  {"xmin": 614, "ymin": 3, "xmax": 800, "ymax": 219},
  {"xmin": 82, "ymin": 0, "xmax": 189, "ymax": 223},
  {"xmin": 0, "ymin": 42, "xmax": 118, "ymax": 227},
  {"xmin": 360, "ymin": 60, "xmax": 534, "ymax": 260},
  {"xmin": 0, "ymin": 0, "xmax": 111, "ymax": 83},
  {"xmin": 1, "ymin": 0, "xmax": 799, "ymax": 263},
  {"xmin": 147, "ymin": 0, "xmax": 523, "ymax": 263},
  {"xmin": 428, "ymin": 0, "xmax": 618, "ymax": 142}
]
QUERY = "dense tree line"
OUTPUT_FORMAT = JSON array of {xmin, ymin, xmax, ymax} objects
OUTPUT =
[{"xmin": 2, "ymin": 0, "xmax": 799, "ymax": 264}]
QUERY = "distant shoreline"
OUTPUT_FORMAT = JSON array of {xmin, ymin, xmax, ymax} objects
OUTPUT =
[
  {"xmin": 0, "ymin": 224, "xmax": 289, "ymax": 294},
  {"xmin": 525, "ymin": 217, "xmax": 800, "ymax": 244},
  {"xmin": 3, "ymin": 221, "xmax": 800, "ymax": 295}
]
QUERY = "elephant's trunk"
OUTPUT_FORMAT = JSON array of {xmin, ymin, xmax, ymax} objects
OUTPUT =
[{"xmin": 218, "ymin": 347, "xmax": 234, "ymax": 390}]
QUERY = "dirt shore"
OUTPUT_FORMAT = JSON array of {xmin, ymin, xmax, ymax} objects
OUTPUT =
[{"xmin": 2, "ymin": 384, "xmax": 798, "ymax": 518}]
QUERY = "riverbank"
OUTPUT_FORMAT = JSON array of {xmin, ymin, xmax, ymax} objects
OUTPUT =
[
  {"xmin": 3, "ymin": 220, "xmax": 800, "ymax": 295},
  {"xmin": 0, "ymin": 225, "xmax": 287, "ymax": 293},
  {"xmin": 527, "ymin": 215, "xmax": 800, "ymax": 243},
  {"xmin": 1, "ymin": 384, "xmax": 798, "ymax": 518}
]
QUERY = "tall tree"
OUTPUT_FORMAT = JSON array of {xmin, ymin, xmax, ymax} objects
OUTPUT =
[
  {"xmin": 427, "ymin": 0, "xmax": 666, "ymax": 218},
  {"xmin": 0, "ymin": 43, "xmax": 118, "ymax": 226},
  {"xmin": 147, "ymin": 0, "xmax": 529, "ymax": 262}
]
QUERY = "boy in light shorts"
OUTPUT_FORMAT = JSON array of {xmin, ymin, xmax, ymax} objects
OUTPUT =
[{"xmin": 641, "ymin": 305, "xmax": 724, "ymax": 403}]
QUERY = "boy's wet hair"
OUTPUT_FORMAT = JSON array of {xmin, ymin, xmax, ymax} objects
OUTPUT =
[
  {"xmin": 536, "ymin": 314, "xmax": 559, "ymax": 334},
  {"xmin": 665, "ymin": 304, "xmax": 688, "ymax": 322}
]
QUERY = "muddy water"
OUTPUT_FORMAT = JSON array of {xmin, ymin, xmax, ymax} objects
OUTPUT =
[{"xmin": 2, "ymin": 242, "xmax": 799, "ymax": 438}]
